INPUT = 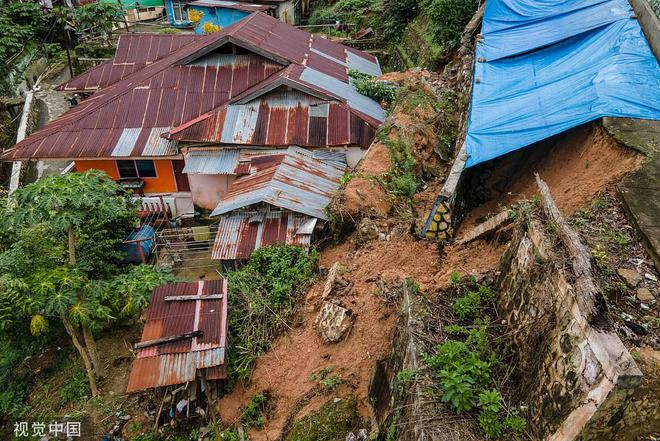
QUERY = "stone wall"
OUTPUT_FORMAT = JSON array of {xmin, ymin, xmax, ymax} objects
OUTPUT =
[{"xmin": 497, "ymin": 179, "xmax": 645, "ymax": 440}]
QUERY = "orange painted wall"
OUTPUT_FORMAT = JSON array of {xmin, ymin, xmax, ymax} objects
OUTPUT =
[{"xmin": 74, "ymin": 159, "xmax": 178, "ymax": 193}]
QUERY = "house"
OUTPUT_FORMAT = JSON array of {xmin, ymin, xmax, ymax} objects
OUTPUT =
[
  {"xmin": 165, "ymin": 0, "xmax": 306, "ymax": 28},
  {"xmin": 2, "ymin": 13, "xmax": 384, "ymax": 218},
  {"xmin": 126, "ymin": 279, "xmax": 228, "ymax": 395},
  {"xmin": 78, "ymin": 0, "xmax": 166, "ymax": 23},
  {"xmin": 187, "ymin": 0, "xmax": 271, "ymax": 34},
  {"xmin": 207, "ymin": 146, "xmax": 344, "ymax": 266}
]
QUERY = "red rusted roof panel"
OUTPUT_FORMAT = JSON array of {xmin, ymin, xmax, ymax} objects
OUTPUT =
[{"xmin": 127, "ymin": 279, "xmax": 228, "ymax": 392}]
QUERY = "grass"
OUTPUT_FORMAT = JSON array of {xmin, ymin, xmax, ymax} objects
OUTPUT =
[{"xmin": 227, "ymin": 245, "xmax": 318, "ymax": 383}]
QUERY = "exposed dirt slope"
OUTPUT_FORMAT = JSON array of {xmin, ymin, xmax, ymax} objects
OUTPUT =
[
  {"xmin": 216, "ymin": 233, "xmax": 507, "ymax": 440},
  {"xmin": 461, "ymin": 123, "xmax": 643, "ymax": 231}
]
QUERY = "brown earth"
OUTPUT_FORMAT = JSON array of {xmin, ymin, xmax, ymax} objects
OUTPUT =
[
  {"xmin": 460, "ymin": 123, "xmax": 644, "ymax": 232},
  {"xmin": 216, "ymin": 233, "xmax": 506, "ymax": 440},
  {"xmin": 335, "ymin": 142, "xmax": 392, "ymax": 220}
]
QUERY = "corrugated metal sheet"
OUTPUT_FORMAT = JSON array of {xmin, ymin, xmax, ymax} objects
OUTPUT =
[
  {"xmin": 111, "ymin": 128, "xmax": 141, "ymax": 157},
  {"xmin": 183, "ymin": 149, "xmax": 239, "ymax": 174},
  {"xmin": 212, "ymin": 210, "xmax": 314, "ymax": 260},
  {"xmin": 59, "ymin": 34, "xmax": 203, "ymax": 91},
  {"xmin": 4, "ymin": 13, "xmax": 382, "ymax": 161},
  {"xmin": 300, "ymin": 67, "xmax": 386, "ymax": 123},
  {"xmin": 126, "ymin": 279, "xmax": 228, "ymax": 392},
  {"xmin": 170, "ymin": 88, "xmax": 375, "ymax": 148},
  {"xmin": 210, "ymin": 146, "xmax": 344, "ymax": 219}
]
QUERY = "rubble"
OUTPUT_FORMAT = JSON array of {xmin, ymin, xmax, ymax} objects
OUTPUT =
[
  {"xmin": 618, "ymin": 267, "xmax": 644, "ymax": 287},
  {"xmin": 315, "ymin": 302, "xmax": 355, "ymax": 343},
  {"xmin": 636, "ymin": 287, "xmax": 655, "ymax": 303},
  {"xmin": 322, "ymin": 262, "xmax": 349, "ymax": 300}
]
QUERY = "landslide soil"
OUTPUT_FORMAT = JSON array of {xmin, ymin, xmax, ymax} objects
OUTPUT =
[
  {"xmin": 460, "ymin": 123, "xmax": 644, "ymax": 231},
  {"xmin": 217, "ymin": 235, "xmax": 506, "ymax": 440}
]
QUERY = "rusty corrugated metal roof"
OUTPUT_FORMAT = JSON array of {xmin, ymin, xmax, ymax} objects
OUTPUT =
[
  {"xmin": 126, "ymin": 279, "xmax": 228, "ymax": 392},
  {"xmin": 169, "ymin": 87, "xmax": 376, "ymax": 147},
  {"xmin": 212, "ymin": 210, "xmax": 313, "ymax": 260},
  {"xmin": 58, "ymin": 34, "xmax": 203, "ymax": 92},
  {"xmin": 3, "ymin": 13, "xmax": 382, "ymax": 161},
  {"xmin": 210, "ymin": 146, "xmax": 344, "ymax": 219}
]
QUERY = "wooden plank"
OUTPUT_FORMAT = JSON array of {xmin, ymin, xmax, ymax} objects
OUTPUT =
[
  {"xmin": 164, "ymin": 294, "xmax": 223, "ymax": 302},
  {"xmin": 134, "ymin": 330, "xmax": 202, "ymax": 349}
]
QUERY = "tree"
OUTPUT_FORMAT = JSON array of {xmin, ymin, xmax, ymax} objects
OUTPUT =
[{"xmin": 0, "ymin": 171, "xmax": 174, "ymax": 396}]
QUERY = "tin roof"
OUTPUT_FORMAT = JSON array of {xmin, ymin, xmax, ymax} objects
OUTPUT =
[
  {"xmin": 182, "ymin": 149, "xmax": 240, "ymax": 174},
  {"xmin": 126, "ymin": 279, "xmax": 229, "ymax": 392},
  {"xmin": 189, "ymin": 0, "xmax": 271, "ymax": 12},
  {"xmin": 211, "ymin": 146, "xmax": 344, "ymax": 219},
  {"xmin": 169, "ymin": 87, "xmax": 376, "ymax": 147},
  {"xmin": 212, "ymin": 210, "xmax": 314, "ymax": 260},
  {"xmin": 3, "ymin": 13, "xmax": 382, "ymax": 161},
  {"xmin": 59, "ymin": 34, "xmax": 203, "ymax": 92}
]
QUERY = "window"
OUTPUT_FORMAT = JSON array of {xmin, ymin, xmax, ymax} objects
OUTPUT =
[
  {"xmin": 172, "ymin": 1, "xmax": 188, "ymax": 22},
  {"xmin": 117, "ymin": 160, "xmax": 157, "ymax": 179}
]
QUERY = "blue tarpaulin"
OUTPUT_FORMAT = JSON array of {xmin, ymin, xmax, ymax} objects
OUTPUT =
[{"xmin": 465, "ymin": 0, "xmax": 660, "ymax": 167}]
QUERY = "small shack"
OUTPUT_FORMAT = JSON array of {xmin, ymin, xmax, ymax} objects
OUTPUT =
[
  {"xmin": 210, "ymin": 146, "xmax": 344, "ymax": 267},
  {"xmin": 127, "ymin": 280, "xmax": 228, "ymax": 414}
]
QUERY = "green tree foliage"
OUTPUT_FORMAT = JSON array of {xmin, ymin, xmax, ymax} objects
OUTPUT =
[
  {"xmin": 381, "ymin": 0, "xmax": 420, "ymax": 40},
  {"xmin": 422, "ymin": 0, "xmax": 477, "ymax": 50},
  {"xmin": 0, "ymin": 1, "xmax": 48, "ymax": 93},
  {"xmin": 0, "ymin": 171, "xmax": 175, "ymax": 397},
  {"xmin": 227, "ymin": 245, "xmax": 317, "ymax": 382}
]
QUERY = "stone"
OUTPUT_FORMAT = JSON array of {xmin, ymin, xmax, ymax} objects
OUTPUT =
[
  {"xmin": 636, "ymin": 287, "xmax": 655, "ymax": 303},
  {"xmin": 357, "ymin": 217, "xmax": 381, "ymax": 242},
  {"xmin": 315, "ymin": 302, "xmax": 355, "ymax": 343},
  {"xmin": 617, "ymin": 268, "xmax": 643, "ymax": 288},
  {"xmin": 322, "ymin": 262, "xmax": 348, "ymax": 300}
]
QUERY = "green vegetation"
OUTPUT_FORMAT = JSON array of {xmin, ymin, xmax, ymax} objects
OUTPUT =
[
  {"xmin": 651, "ymin": 0, "xmax": 660, "ymax": 16},
  {"xmin": 423, "ymin": 0, "xmax": 477, "ymax": 51},
  {"xmin": 310, "ymin": 367, "xmax": 344, "ymax": 391},
  {"xmin": 285, "ymin": 396, "xmax": 364, "ymax": 441},
  {"xmin": 421, "ymin": 274, "xmax": 527, "ymax": 439},
  {"xmin": 0, "ymin": 171, "xmax": 174, "ymax": 398},
  {"xmin": 0, "ymin": 2, "xmax": 121, "ymax": 94},
  {"xmin": 377, "ymin": 132, "xmax": 419, "ymax": 212},
  {"xmin": 241, "ymin": 391, "xmax": 271, "ymax": 429},
  {"xmin": 348, "ymin": 69, "xmax": 398, "ymax": 106},
  {"xmin": 227, "ymin": 245, "xmax": 318, "ymax": 382}
]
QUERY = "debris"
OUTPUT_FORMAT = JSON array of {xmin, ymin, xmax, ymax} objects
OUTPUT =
[
  {"xmin": 456, "ymin": 210, "xmax": 511, "ymax": 244},
  {"xmin": 617, "ymin": 268, "xmax": 643, "ymax": 288},
  {"xmin": 636, "ymin": 287, "xmax": 655, "ymax": 303},
  {"xmin": 358, "ymin": 217, "xmax": 383, "ymax": 243},
  {"xmin": 322, "ymin": 262, "xmax": 348, "ymax": 300},
  {"xmin": 645, "ymin": 273, "xmax": 658, "ymax": 282},
  {"xmin": 316, "ymin": 302, "xmax": 355, "ymax": 343}
]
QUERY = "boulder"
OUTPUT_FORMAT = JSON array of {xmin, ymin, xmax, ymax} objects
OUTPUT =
[
  {"xmin": 618, "ymin": 268, "xmax": 643, "ymax": 288},
  {"xmin": 316, "ymin": 302, "xmax": 355, "ymax": 343}
]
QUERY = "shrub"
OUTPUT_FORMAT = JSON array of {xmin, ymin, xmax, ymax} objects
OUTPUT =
[
  {"xmin": 241, "ymin": 391, "xmax": 270, "ymax": 429},
  {"xmin": 348, "ymin": 69, "xmax": 397, "ymax": 106},
  {"xmin": 422, "ymin": 0, "xmax": 477, "ymax": 50},
  {"xmin": 227, "ymin": 245, "xmax": 317, "ymax": 382}
]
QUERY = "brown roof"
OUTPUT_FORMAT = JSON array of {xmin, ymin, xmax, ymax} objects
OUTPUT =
[
  {"xmin": 126, "ymin": 279, "xmax": 228, "ymax": 392},
  {"xmin": 58, "ymin": 34, "xmax": 204, "ymax": 92},
  {"xmin": 2, "ymin": 13, "xmax": 382, "ymax": 161}
]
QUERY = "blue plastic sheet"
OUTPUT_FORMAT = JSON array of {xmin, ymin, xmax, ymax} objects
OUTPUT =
[{"xmin": 465, "ymin": 1, "xmax": 660, "ymax": 167}]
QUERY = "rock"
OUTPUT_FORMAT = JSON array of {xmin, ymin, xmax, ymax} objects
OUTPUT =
[
  {"xmin": 618, "ymin": 268, "xmax": 643, "ymax": 288},
  {"xmin": 357, "ymin": 429, "xmax": 368, "ymax": 440},
  {"xmin": 316, "ymin": 302, "xmax": 355, "ymax": 343},
  {"xmin": 636, "ymin": 287, "xmax": 655, "ymax": 303},
  {"xmin": 357, "ymin": 217, "xmax": 381, "ymax": 242},
  {"xmin": 322, "ymin": 262, "xmax": 348, "ymax": 300},
  {"xmin": 346, "ymin": 433, "xmax": 357, "ymax": 441}
]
